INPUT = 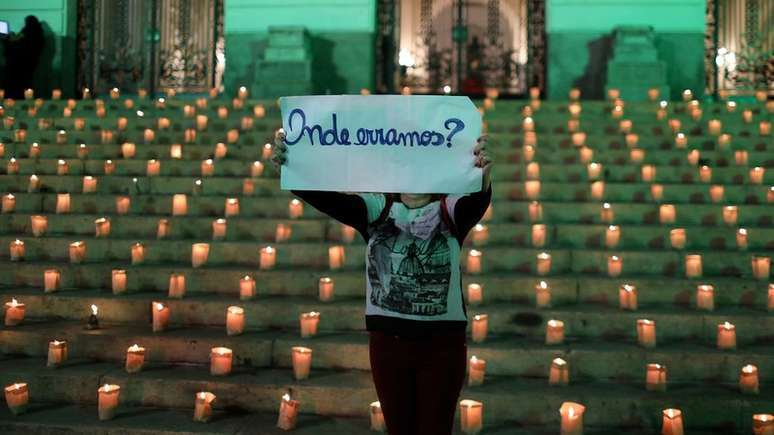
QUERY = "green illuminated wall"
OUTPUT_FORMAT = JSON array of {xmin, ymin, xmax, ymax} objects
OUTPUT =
[
  {"xmin": 225, "ymin": 0, "xmax": 377, "ymax": 96},
  {"xmin": 546, "ymin": 0, "xmax": 706, "ymax": 100},
  {"xmin": 0, "ymin": 0, "xmax": 77, "ymax": 97}
]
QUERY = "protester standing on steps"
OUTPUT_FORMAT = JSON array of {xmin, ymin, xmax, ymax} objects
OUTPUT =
[
  {"xmin": 272, "ymin": 128, "xmax": 492, "ymax": 435},
  {"xmin": 1, "ymin": 15, "xmax": 45, "ymax": 100}
]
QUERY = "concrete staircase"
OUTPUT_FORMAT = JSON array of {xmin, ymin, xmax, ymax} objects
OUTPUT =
[{"xmin": 0, "ymin": 93, "xmax": 772, "ymax": 434}]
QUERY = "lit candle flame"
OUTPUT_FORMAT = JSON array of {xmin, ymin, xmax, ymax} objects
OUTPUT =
[
  {"xmin": 282, "ymin": 393, "xmax": 291, "ymax": 401},
  {"xmin": 128, "ymin": 344, "xmax": 142, "ymax": 352},
  {"xmin": 538, "ymin": 281, "xmax": 548, "ymax": 289},
  {"xmin": 722, "ymin": 321, "xmax": 733, "ymax": 329},
  {"xmin": 553, "ymin": 358, "xmax": 566, "ymax": 366},
  {"xmin": 91, "ymin": 304, "xmax": 98, "ymax": 316},
  {"xmin": 10, "ymin": 298, "xmax": 18, "ymax": 306},
  {"xmin": 154, "ymin": 302, "xmax": 165, "ymax": 311}
]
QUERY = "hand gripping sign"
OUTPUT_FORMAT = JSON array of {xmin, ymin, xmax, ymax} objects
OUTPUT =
[{"xmin": 279, "ymin": 95, "xmax": 482, "ymax": 194}]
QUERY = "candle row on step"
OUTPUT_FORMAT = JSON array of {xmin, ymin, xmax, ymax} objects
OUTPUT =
[
  {"xmin": 520, "ymin": 161, "xmax": 766, "ymax": 184},
  {"xmin": 5, "ymin": 381, "xmax": 368, "ymax": 431},
  {"xmin": 469, "ymin": 314, "xmax": 756, "ymax": 351},
  {"xmin": 521, "ymin": 176, "xmax": 769, "ymax": 204},
  {"xmin": 519, "ymin": 111, "xmax": 772, "ymax": 137},
  {"xmin": 7, "ymin": 125, "xmax": 259, "ymax": 145},
  {"xmin": 464, "ymin": 248, "xmax": 771, "ymax": 279},
  {"xmin": 473, "ymin": 222, "xmax": 756, "ymax": 250},
  {"xmin": 3, "ymin": 84, "xmax": 256, "ymax": 105},
  {"xmin": 465, "ymin": 281, "xmax": 774, "ymax": 312}
]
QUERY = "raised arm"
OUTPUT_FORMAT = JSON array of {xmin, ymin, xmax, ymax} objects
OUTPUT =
[{"xmin": 451, "ymin": 135, "xmax": 493, "ymax": 242}]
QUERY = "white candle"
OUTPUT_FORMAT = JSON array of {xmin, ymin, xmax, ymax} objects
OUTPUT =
[
  {"xmin": 210, "ymin": 347, "xmax": 233, "ymax": 375},
  {"xmin": 525, "ymin": 180, "xmax": 541, "ymax": 200},
  {"xmin": 587, "ymin": 162, "xmax": 602, "ymax": 180},
  {"xmin": 152, "ymin": 302, "xmax": 169, "ymax": 332},
  {"xmin": 752, "ymin": 256, "xmax": 771, "ymax": 280},
  {"xmin": 125, "ymin": 344, "xmax": 145, "ymax": 373},
  {"xmin": 4, "ymin": 298, "xmax": 25, "ymax": 326},
  {"xmin": 111, "ymin": 269, "xmax": 127, "ymax": 295},
  {"xmin": 526, "ymin": 162, "xmax": 540, "ymax": 180},
  {"xmin": 193, "ymin": 392, "xmax": 216, "ymax": 423},
  {"xmin": 660, "ymin": 204, "xmax": 676, "ymax": 224},
  {"xmin": 531, "ymin": 224, "xmax": 546, "ymax": 247},
  {"xmin": 753, "ymin": 414, "xmax": 774, "ymax": 435},
  {"xmin": 619, "ymin": 284, "xmax": 638, "ymax": 310},
  {"xmin": 226, "ymin": 306, "xmax": 245, "ymax": 336},
  {"xmin": 536, "ymin": 252, "xmax": 552, "ymax": 276},
  {"xmin": 69, "ymin": 241, "xmax": 86, "ymax": 264},
  {"xmin": 277, "ymin": 394, "xmax": 299, "ymax": 430},
  {"xmin": 549, "ymin": 358, "xmax": 569, "ymax": 386},
  {"xmin": 370, "ymin": 401, "xmax": 386, "ymax": 432},
  {"xmin": 471, "ymin": 314, "xmax": 488, "ymax": 343},
  {"xmin": 459, "ymin": 399, "xmax": 483, "ymax": 435},
  {"xmin": 191, "ymin": 243, "xmax": 209, "ymax": 268},
  {"xmin": 275, "ymin": 223, "xmax": 291, "ymax": 243},
  {"xmin": 95, "ymin": 217, "xmax": 110, "ymax": 237},
  {"xmin": 546, "ymin": 319, "xmax": 565, "ymax": 345},
  {"xmin": 559, "ymin": 402, "xmax": 585, "ymax": 435},
  {"xmin": 468, "ymin": 356, "xmax": 486, "ymax": 386},
  {"xmin": 607, "ymin": 255, "xmax": 622, "ymax": 277},
  {"xmin": 600, "ymin": 203, "xmax": 614, "ymax": 223},
  {"xmin": 328, "ymin": 245, "xmax": 345, "ymax": 270},
  {"xmin": 9, "ymin": 239, "xmax": 24, "ymax": 261},
  {"xmin": 662, "ymin": 409, "xmax": 684, "ymax": 435},
  {"xmin": 319, "ymin": 277, "xmax": 334, "ymax": 302},
  {"xmin": 240, "ymin": 276, "xmax": 256, "ymax": 300},
  {"xmin": 646, "ymin": 363, "xmax": 667, "ymax": 391},
  {"xmin": 289, "ymin": 199, "xmax": 303, "ymax": 218},
  {"xmin": 529, "ymin": 201, "xmax": 543, "ymax": 222},
  {"xmin": 641, "ymin": 165, "xmax": 656, "ymax": 182},
  {"xmin": 260, "ymin": 246, "xmax": 276, "ymax": 270},
  {"xmin": 4, "ymin": 383, "xmax": 28, "ymax": 415},
  {"xmin": 97, "ymin": 384, "xmax": 121, "ymax": 421},
  {"xmin": 685, "ymin": 254, "xmax": 702, "ymax": 278},
  {"xmin": 466, "ymin": 283, "xmax": 482, "ymax": 306},
  {"xmin": 709, "ymin": 185, "xmax": 725, "ymax": 203},
  {"xmin": 637, "ymin": 319, "xmax": 656, "ymax": 348},
  {"xmin": 739, "ymin": 364, "xmax": 759, "ymax": 394},
  {"xmin": 536, "ymin": 280, "xmax": 551, "ymax": 308},
  {"xmin": 467, "ymin": 249, "xmax": 482, "ymax": 274},
  {"xmin": 471, "ymin": 224, "xmax": 488, "ymax": 246},
  {"xmin": 605, "ymin": 225, "xmax": 620, "ymax": 248},
  {"xmin": 651, "ymin": 184, "xmax": 664, "ymax": 202},
  {"xmin": 694, "ymin": 284, "xmax": 715, "ymax": 311},
  {"xmin": 717, "ymin": 322, "xmax": 736, "ymax": 350},
  {"xmin": 299, "ymin": 311, "xmax": 320, "ymax": 338},
  {"xmin": 1, "ymin": 193, "xmax": 14, "ymax": 213},
  {"xmin": 212, "ymin": 218, "xmax": 227, "ymax": 240},
  {"xmin": 172, "ymin": 194, "xmax": 188, "ymax": 216},
  {"xmin": 291, "ymin": 346, "xmax": 313, "ymax": 380},
  {"xmin": 750, "ymin": 167, "xmax": 765, "ymax": 185},
  {"xmin": 670, "ymin": 229, "xmax": 686, "ymax": 250},
  {"xmin": 168, "ymin": 273, "xmax": 186, "ymax": 299},
  {"xmin": 47, "ymin": 340, "xmax": 68, "ymax": 367},
  {"xmin": 44, "ymin": 269, "xmax": 60, "ymax": 293}
]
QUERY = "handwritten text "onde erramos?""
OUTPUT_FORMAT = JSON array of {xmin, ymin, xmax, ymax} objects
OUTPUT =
[{"xmin": 283, "ymin": 108, "xmax": 466, "ymax": 148}]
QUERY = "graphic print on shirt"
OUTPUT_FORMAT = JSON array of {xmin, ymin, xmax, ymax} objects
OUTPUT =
[{"xmin": 367, "ymin": 213, "xmax": 452, "ymax": 316}]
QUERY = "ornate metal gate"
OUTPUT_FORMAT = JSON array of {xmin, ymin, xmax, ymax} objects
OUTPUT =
[
  {"xmin": 376, "ymin": 0, "xmax": 544, "ymax": 95},
  {"xmin": 706, "ymin": 0, "xmax": 773, "ymax": 96},
  {"xmin": 77, "ymin": 0, "xmax": 224, "ymax": 96}
]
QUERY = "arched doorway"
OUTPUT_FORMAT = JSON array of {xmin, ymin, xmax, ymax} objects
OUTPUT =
[{"xmin": 376, "ymin": 0, "xmax": 545, "ymax": 96}]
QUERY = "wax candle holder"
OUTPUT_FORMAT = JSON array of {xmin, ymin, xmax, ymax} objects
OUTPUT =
[
  {"xmin": 662, "ymin": 409, "xmax": 683, "ymax": 435},
  {"xmin": 468, "ymin": 356, "xmax": 486, "ymax": 386},
  {"xmin": 559, "ymin": 402, "xmax": 585, "ymax": 435},
  {"xmin": 210, "ymin": 347, "xmax": 233, "ymax": 376},
  {"xmin": 47, "ymin": 340, "xmax": 68, "ymax": 367},
  {"xmin": 717, "ymin": 322, "xmax": 737, "ymax": 350},
  {"xmin": 4, "ymin": 298, "xmax": 25, "ymax": 326},
  {"xmin": 646, "ymin": 363, "xmax": 667, "ymax": 392},
  {"xmin": 471, "ymin": 314, "xmax": 488, "ymax": 343},
  {"xmin": 459, "ymin": 399, "xmax": 483, "ymax": 435},
  {"xmin": 240, "ymin": 275, "xmax": 256, "ymax": 300},
  {"xmin": 277, "ymin": 393, "xmax": 299, "ymax": 430},
  {"xmin": 125, "ymin": 344, "xmax": 145, "ymax": 373},
  {"xmin": 535, "ymin": 281, "xmax": 551, "ymax": 308},
  {"xmin": 637, "ymin": 319, "xmax": 657, "ymax": 348},
  {"xmin": 4, "ymin": 383, "xmax": 28, "ymax": 415},
  {"xmin": 370, "ymin": 401, "xmax": 386, "ymax": 432},
  {"xmin": 619, "ymin": 284, "xmax": 638, "ymax": 310},
  {"xmin": 545, "ymin": 319, "xmax": 565, "ymax": 345},
  {"xmin": 299, "ymin": 311, "xmax": 320, "ymax": 338},
  {"xmin": 226, "ymin": 306, "xmax": 245, "ymax": 336},
  {"xmin": 44, "ymin": 269, "xmax": 60, "ymax": 293},
  {"xmin": 193, "ymin": 392, "xmax": 216, "ymax": 423},
  {"xmin": 549, "ymin": 358, "xmax": 569, "ymax": 386},
  {"xmin": 739, "ymin": 364, "xmax": 759, "ymax": 394},
  {"xmin": 98, "ymin": 384, "xmax": 121, "ymax": 421},
  {"xmin": 319, "ymin": 277, "xmax": 334, "ymax": 302},
  {"xmin": 291, "ymin": 346, "xmax": 313, "ymax": 380}
]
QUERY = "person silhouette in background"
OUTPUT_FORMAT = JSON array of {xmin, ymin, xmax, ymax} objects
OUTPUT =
[{"xmin": 2, "ymin": 15, "xmax": 45, "ymax": 99}]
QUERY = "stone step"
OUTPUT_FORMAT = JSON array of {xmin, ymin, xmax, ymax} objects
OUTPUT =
[
  {"xmin": 3, "ymin": 193, "xmax": 772, "ymax": 224},
  {"xmin": 0, "ymin": 404, "xmax": 382, "ymax": 435},
  {"xmin": 2, "ymin": 236, "xmax": 771, "ymax": 278},
  {"xmin": 4, "ymin": 142, "xmax": 773, "ymax": 168},
  {"xmin": 3, "ymin": 288, "xmax": 773, "ymax": 342},
  {"xmin": 0, "ymin": 356, "xmax": 769, "ymax": 431},
  {"xmin": 3, "ymin": 214, "xmax": 772, "ymax": 250},
  {"xmin": 2, "ymin": 264, "xmax": 770, "ymax": 306},
  {"xmin": 3, "ymin": 321, "xmax": 774, "ymax": 384},
  {"xmin": 3, "ymin": 159, "xmax": 773, "ymax": 185}
]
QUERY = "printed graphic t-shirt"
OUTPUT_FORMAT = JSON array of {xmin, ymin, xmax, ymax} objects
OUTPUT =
[{"xmin": 291, "ymin": 188, "xmax": 491, "ymax": 337}]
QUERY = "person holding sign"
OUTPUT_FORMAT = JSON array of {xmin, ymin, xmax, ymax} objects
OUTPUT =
[{"xmin": 272, "ymin": 98, "xmax": 491, "ymax": 435}]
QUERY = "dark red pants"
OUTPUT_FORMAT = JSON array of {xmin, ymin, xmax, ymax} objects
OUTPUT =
[{"xmin": 369, "ymin": 331, "xmax": 467, "ymax": 435}]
